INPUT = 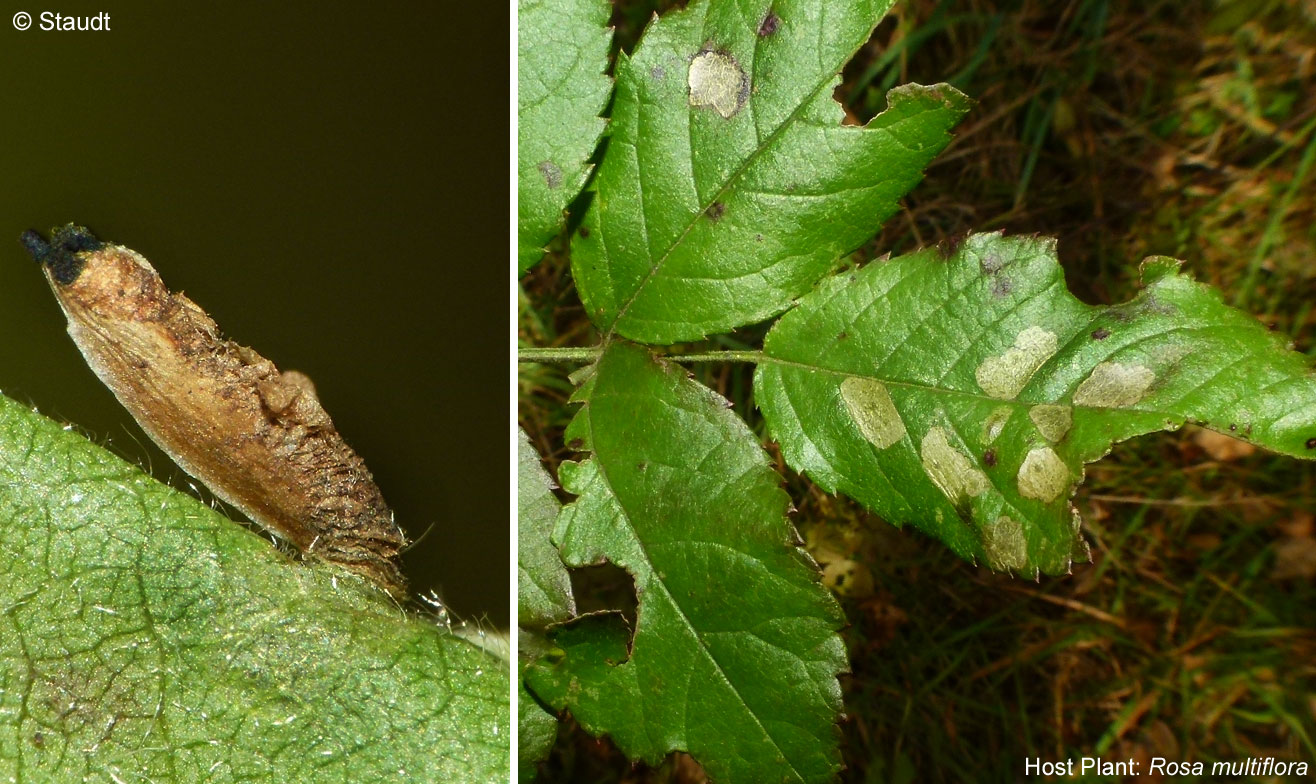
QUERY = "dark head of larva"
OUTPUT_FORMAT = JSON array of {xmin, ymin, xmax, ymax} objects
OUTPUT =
[{"xmin": 20, "ymin": 224, "xmax": 103, "ymax": 285}]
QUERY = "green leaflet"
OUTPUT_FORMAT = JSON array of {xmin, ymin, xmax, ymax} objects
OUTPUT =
[
  {"xmin": 518, "ymin": 428, "xmax": 575, "ymax": 628},
  {"xmin": 571, "ymin": 0, "xmax": 970, "ymax": 344},
  {"xmin": 517, "ymin": 429, "xmax": 573, "ymax": 780},
  {"xmin": 525, "ymin": 342, "xmax": 847, "ymax": 784},
  {"xmin": 517, "ymin": 0, "xmax": 612, "ymax": 274},
  {"xmin": 756, "ymin": 233, "xmax": 1316, "ymax": 575},
  {"xmin": 0, "ymin": 395, "xmax": 508, "ymax": 782},
  {"xmin": 519, "ymin": 634, "xmax": 559, "ymax": 782}
]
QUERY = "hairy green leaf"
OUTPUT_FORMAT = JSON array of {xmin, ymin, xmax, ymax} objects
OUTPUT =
[
  {"xmin": 517, "ymin": 429, "xmax": 572, "ymax": 780},
  {"xmin": 0, "ymin": 395, "xmax": 508, "ymax": 782},
  {"xmin": 518, "ymin": 0, "xmax": 613, "ymax": 274},
  {"xmin": 756, "ymin": 233, "xmax": 1316, "ymax": 575},
  {"xmin": 525, "ymin": 342, "xmax": 846, "ymax": 784},
  {"xmin": 570, "ymin": 0, "xmax": 971, "ymax": 344}
]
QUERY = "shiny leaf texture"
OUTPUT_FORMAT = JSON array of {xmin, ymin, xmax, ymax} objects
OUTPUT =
[
  {"xmin": 0, "ymin": 395, "xmax": 508, "ymax": 782},
  {"xmin": 525, "ymin": 342, "xmax": 847, "ymax": 783},
  {"xmin": 570, "ymin": 0, "xmax": 971, "ymax": 343},
  {"xmin": 756, "ymin": 233, "xmax": 1316, "ymax": 575},
  {"xmin": 518, "ymin": 0, "xmax": 613, "ymax": 274}
]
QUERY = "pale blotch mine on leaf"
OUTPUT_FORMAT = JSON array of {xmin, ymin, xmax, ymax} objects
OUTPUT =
[
  {"xmin": 983, "ymin": 405, "xmax": 1013, "ymax": 444},
  {"xmin": 1073, "ymin": 361, "xmax": 1155, "ymax": 408},
  {"xmin": 688, "ymin": 49, "xmax": 748, "ymax": 118},
  {"xmin": 1016, "ymin": 446, "xmax": 1070, "ymax": 502},
  {"xmin": 975, "ymin": 326, "xmax": 1059, "ymax": 400},
  {"xmin": 1029, "ymin": 404, "xmax": 1072, "ymax": 442},
  {"xmin": 840, "ymin": 377, "xmax": 905, "ymax": 449},
  {"xmin": 982, "ymin": 515, "xmax": 1028, "ymax": 571},
  {"xmin": 920, "ymin": 427, "xmax": 989, "ymax": 502}
]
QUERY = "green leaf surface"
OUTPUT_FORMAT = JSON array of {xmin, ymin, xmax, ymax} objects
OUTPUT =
[
  {"xmin": 756, "ymin": 233, "xmax": 1316, "ymax": 575},
  {"xmin": 518, "ymin": 632, "xmax": 559, "ymax": 782},
  {"xmin": 518, "ymin": 428, "xmax": 575, "ymax": 628},
  {"xmin": 525, "ymin": 342, "xmax": 846, "ymax": 784},
  {"xmin": 570, "ymin": 0, "xmax": 971, "ymax": 344},
  {"xmin": 518, "ymin": 0, "xmax": 613, "ymax": 275},
  {"xmin": 0, "ymin": 394, "xmax": 509, "ymax": 782},
  {"xmin": 516, "ymin": 429, "xmax": 572, "ymax": 780}
]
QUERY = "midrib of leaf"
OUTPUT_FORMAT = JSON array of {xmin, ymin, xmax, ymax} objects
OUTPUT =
[
  {"xmin": 603, "ymin": 26, "xmax": 884, "ymax": 339},
  {"xmin": 577, "ymin": 390, "xmax": 805, "ymax": 781}
]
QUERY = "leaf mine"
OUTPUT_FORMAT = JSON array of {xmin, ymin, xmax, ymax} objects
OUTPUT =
[
  {"xmin": 920, "ymin": 427, "xmax": 989, "ymax": 502},
  {"xmin": 1072, "ymin": 361, "xmax": 1155, "ymax": 408},
  {"xmin": 982, "ymin": 515, "xmax": 1028, "ymax": 571},
  {"xmin": 759, "ymin": 231, "xmax": 1316, "ymax": 575},
  {"xmin": 840, "ymin": 377, "xmax": 905, "ymax": 449},
  {"xmin": 1016, "ymin": 446, "xmax": 1070, "ymax": 502},
  {"xmin": 975, "ymin": 325, "xmax": 1058, "ymax": 400},
  {"xmin": 687, "ymin": 49, "xmax": 748, "ymax": 118},
  {"xmin": 1029, "ymin": 404, "xmax": 1072, "ymax": 442},
  {"xmin": 983, "ymin": 405, "xmax": 1013, "ymax": 443}
]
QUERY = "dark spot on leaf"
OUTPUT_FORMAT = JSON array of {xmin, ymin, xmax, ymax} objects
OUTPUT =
[
  {"xmin": 637, "ymin": 461, "xmax": 647, "ymax": 471},
  {"xmin": 837, "ymin": 331, "xmax": 847, "ymax": 340},
  {"xmin": 1228, "ymin": 423, "xmax": 1237, "ymax": 432},
  {"xmin": 983, "ymin": 449, "xmax": 997, "ymax": 467},
  {"xmin": 537, "ymin": 160, "xmax": 563, "ymax": 189},
  {"xmin": 705, "ymin": 201, "xmax": 726, "ymax": 221},
  {"xmin": 578, "ymin": 226, "xmax": 590, "ymax": 238},
  {"xmin": 1091, "ymin": 327, "xmax": 1110, "ymax": 340},
  {"xmin": 991, "ymin": 276, "xmax": 1013, "ymax": 297},
  {"xmin": 757, "ymin": 11, "xmax": 780, "ymax": 37},
  {"xmin": 31, "ymin": 732, "xmax": 43, "ymax": 749},
  {"xmin": 979, "ymin": 252, "xmax": 1004, "ymax": 274},
  {"xmin": 567, "ymin": 437, "xmax": 584, "ymax": 450},
  {"xmin": 1306, "ymin": 437, "xmax": 1316, "ymax": 450},
  {"xmin": 755, "ymin": 233, "xmax": 763, "ymax": 242},
  {"xmin": 1245, "ymin": 424, "xmax": 1253, "ymax": 436},
  {"xmin": 938, "ymin": 233, "xmax": 966, "ymax": 260},
  {"xmin": 650, "ymin": 65, "xmax": 666, "ymax": 81}
]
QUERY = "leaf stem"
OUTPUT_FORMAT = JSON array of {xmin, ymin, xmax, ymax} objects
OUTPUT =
[{"xmin": 518, "ymin": 346, "xmax": 763, "ymax": 364}]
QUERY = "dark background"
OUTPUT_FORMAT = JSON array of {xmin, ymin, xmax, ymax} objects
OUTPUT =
[{"xmin": 0, "ymin": 2, "xmax": 509, "ymax": 625}]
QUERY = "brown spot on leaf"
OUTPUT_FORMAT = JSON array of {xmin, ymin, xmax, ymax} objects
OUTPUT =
[
  {"xmin": 568, "ymin": 437, "xmax": 584, "ymax": 450},
  {"xmin": 991, "ymin": 276, "xmax": 1013, "ymax": 297},
  {"xmin": 1307, "ymin": 437, "xmax": 1316, "ymax": 449},
  {"xmin": 979, "ymin": 252, "xmax": 1004, "ymax": 274},
  {"xmin": 705, "ymin": 201, "xmax": 726, "ymax": 221},
  {"xmin": 537, "ymin": 160, "xmax": 563, "ymax": 189},
  {"xmin": 983, "ymin": 448, "xmax": 997, "ymax": 467},
  {"xmin": 1091, "ymin": 327, "xmax": 1110, "ymax": 340},
  {"xmin": 758, "ymin": 11, "xmax": 780, "ymax": 37},
  {"xmin": 578, "ymin": 226, "xmax": 590, "ymax": 238}
]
